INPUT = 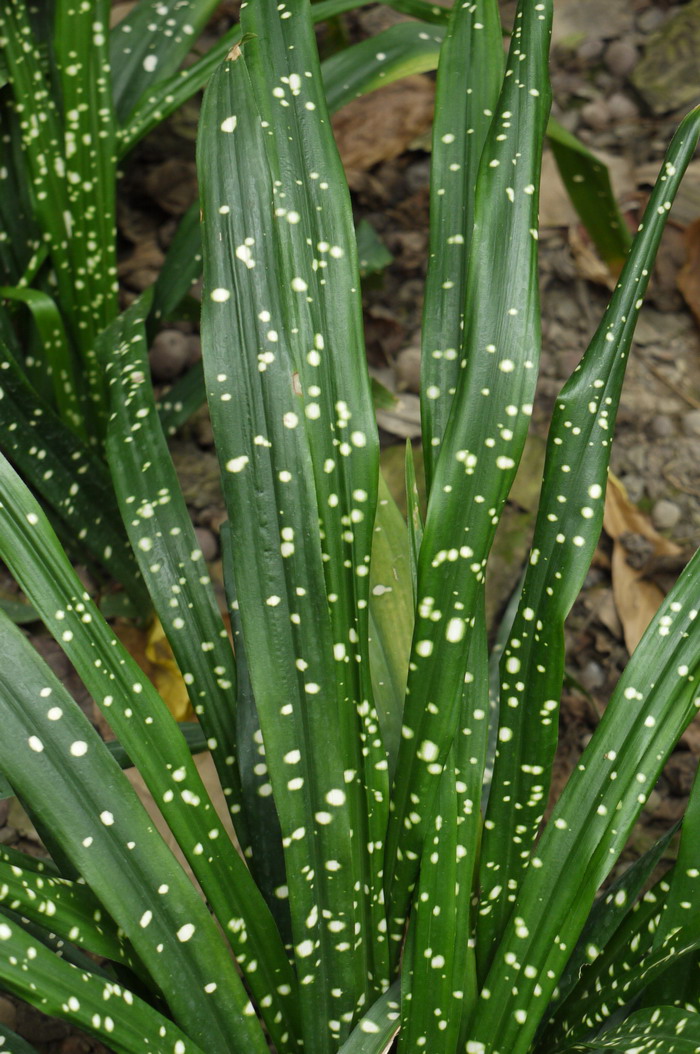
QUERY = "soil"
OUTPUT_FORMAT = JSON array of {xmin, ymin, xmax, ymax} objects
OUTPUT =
[{"xmin": 3, "ymin": 0, "xmax": 700, "ymax": 1048}]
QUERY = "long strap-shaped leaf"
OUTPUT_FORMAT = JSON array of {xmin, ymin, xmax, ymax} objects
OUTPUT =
[
  {"xmin": 54, "ymin": 0, "xmax": 118, "ymax": 354},
  {"xmin": 0, "ymin": 2, "xmax": 78, "ymax": 340},
  {"xmin": 0, "ymin": 913, "xmax": 207, "ymax": 1054},
  {"xmin": 240, "ymin": 0, "xmax": 389, "ymax": 992},
  {"xmin": 384, "ymin": 0, "xmax": 553, "ymax": 960},
  {"xmin": 477, "ymin": 105, "xmax": 700, "ymax": 969},
  {"xmin": 199, "ymin": 41, "xmax": 375, "ymax": 1053},
  {"xmin": 0, "ymin": 286, "xmax": 83, "ymax": 437},
  {"xmin": 467, "ymin": 547, "xmax": 700, "ymax": 1054},
  {"xmin": 0, "ymin": 345, "xmax": 149, "ymax": 607},
  {"xmin": 100, "ymin": 294, "xmax": 300, "ymax": 1048},
  {"xmin": 0, "ymin": 858, "xmax": 135, "ymax": 965},
  {"xmin": 565, "ymin": 1006, "xmax": 700, "ymax": 1054},
  {"xmin": 419, "ymin": 0, "xmax": 503, "ymax": 492},
  {"xmin": 0, "ymin": 607, "xmax": 268, "ymax": 1054},
  {"xmin": 0, "ymin": 454, "xmax": 281, "ymax": 1052},
  {"xmin": 110, "ymin": 0, "xmax": 221, "ymax": 122}
]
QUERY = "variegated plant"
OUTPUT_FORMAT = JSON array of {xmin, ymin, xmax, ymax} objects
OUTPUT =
[{"xmin": 0, "ymin": 1, "xmax": 699, "ymax": 1053}]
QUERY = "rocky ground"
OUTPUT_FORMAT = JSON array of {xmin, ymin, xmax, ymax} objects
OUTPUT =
[{"xmin": 2, "ymin": 0, "xmax": 700, "ymax": 1048}]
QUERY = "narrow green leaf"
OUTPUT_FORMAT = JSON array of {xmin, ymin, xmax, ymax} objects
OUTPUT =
[
  {"xmin": 54, "ymin": 0, "xmax": 118, "ymax": 352},
  {"xmin": 338, "ymin": 981, "xmax": 401, "ymax": 1054},
  {"xmin": 200, "ymin": 50, "xmax": 374, "ymax": 1054},
  {"xmin": 385, "ymin": 0, "xmax": 452, "ymax": 24},
  {"xmin": 156, "ymin": 360, "xmax": 206, "ymax": 437},
  {"xmin": 148, "ymin": 201, "xmax": 203, "ymax": 331},
  {"xmin": 0, "ymin": 1021, "xmax": 40, "ymax": 1054},
  {"xmin": 0, "ymin": 606, "xmax": 268, "ymax": 1054},
  {"xmin": 0, "ymin": 857, "xmax": 135, "ymax": 965},
  {"xmin": 368, "ymin": 472, "xmax": 414, "ymax": 780},
  {"xmin": 420, "ymin": 0, "xmax": 503, "ymax": 490},
  {"xmin": 110, "ymin": 0, "xmax": 221, "ymax": 122},
  {"xmin": 547, "ymin": 117, "xmax": 632, "ymax": 269},
  {"xmin": 561, "ymin": 1006, "xmax": 700, "ymax": 1053},
  {"xmin": 0, "ymin": 346, "xmax": 150, "ymax": 608},
  {"xmin": 0, "ymin": 285, "xmax": 83, "ymax": 436},
  {"xmin": 398, "ymin": 754, "xmax": 460, "ymax": 1054},
  {"xmin": 468, "ymin": 546, "xmax": 700, "ymax": 1054},
  {"xmin": 0, "ymin": 913, "xmax": 208, "ymax": 1054},
  {"xmin": 240, "ymin": 0, "xmax": 389, "ymax": 993},
  {"xmin": 100, "ymin": 294, "xmax": 300, "ymax": 1049},
  {"xmin": 477, "ymin": 105, "xmax": 700, "ymax": 966},
  {"xmin": 547, "ymin": 824, "xmax": 678, "ymax": 1022},
  {"xmin": 321, "ymin": 22, "xmax": 445, "ymax": 114},
  {"xmin": 385, "ymin": 0, "xmax": 553, "ymax": 961},
  {"xmin": 220, "ymin": 524, "xmax": 290, "ymax": 945},
  {"xmin": 651, "ymin": 749, "xmax": 700, "ymax": 950},
  {"xmin": 118, "ymin": 23, "xmax": 242, "ymax": 157},
  {"xmin": 0, "ymin": 3, "xmax": 78, "ymax": 331},
  {"xmin": 404, "ymin": 440, "xmax": 423, "ymax": 603}
]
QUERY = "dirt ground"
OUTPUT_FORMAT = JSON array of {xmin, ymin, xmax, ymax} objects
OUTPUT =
[{"xmin": 2, "ymin": 0, "xmax": 700, "ymax": 1048}]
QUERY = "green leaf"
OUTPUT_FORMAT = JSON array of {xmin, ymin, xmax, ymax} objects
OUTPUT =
[
  {"xmin": 100, "ymin": 294, "xmax": 300, "ymax": 1050},
  {"xmin": 110, "ymin": 0, "xmax": 222, "ymax": 122},
  {"xmin": 547, "ymin": 117, "xmax": 632, "ymax": 269},
  {"xmin": 468, "ymin": 544, "xmax": 700, "ymax": 1054},
  {"xmin": 321, "ymin": 22, "xmax": 446, "ymax": 114},
  {"xmin": 0, "ymin": 855, "xmax": 136, "ymax": 965},
  {"xmin": 0, "ymin": 285, "xmax": 84, "ymax": 436},
  {"xmin": 0, "ymin": 345, "xmax": 150, "ymax": 608},
  {"xmin": 220, "ymin": 522, "xmax": 290, "ymax": 944},
  {"xmin": 198, "ymin": 6, "xmax": 387, "ymax": 1043},
  {"xmin": 0, "ymin": 604, "xmax": 268, "ymax": 1054},
  {"xmin": 338, "ymin": 981, "xmax": 401, "ymax": 1054},
  {"xmin": 356, "ymin": 219, "xmax": 394, "ymax": 279},
  {"xmin": 385, "ymin": 0, "xmax": 553, "ymax": 962},
  {"xmin": 54, "ymin": 0, "xmax": 118, "ymax": 354},
  {"xmin": 118, "ymin": 24, "xmax": 242, "ymax": 157},
  {"xmin": 156, "ymin": 360, "xmax": 206, "ymax": 437},
  {"xmin": 368, "ymin": 472, "xmax": 414, "ymax": 781},
  {"xmin": 0, "ymin": 911, "xmax": 208, "ymax": 1054},
  {"xmin": 565, "ymin": 1006, "xmax": 700, "ymax": 1052},
  {"xmin": 148, "ymin": 201, "xmax": 203, "ymax": 331},
  {"xmin": 0, "ymin": 1021, "xmax": 40, "ymax": 1054},
  {"xmin": 546, "ymin": 823, "xmax": 679, "ymax": 1023},
  {"xmin": 419, "ymin": 0, "xmax": 503, "ymax": 490},
  {"xmin": 477, "ymin": 104, "xmax": 700, "ymax": 969}
]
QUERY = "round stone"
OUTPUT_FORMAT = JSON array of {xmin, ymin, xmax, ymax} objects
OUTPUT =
[
  {"xmin": 651, "ymin": 499, "xmax": 681, "ymax": 530},
  {"xmin": 149, "ymin": 329, "xmax": 189, "ymax": 381}
]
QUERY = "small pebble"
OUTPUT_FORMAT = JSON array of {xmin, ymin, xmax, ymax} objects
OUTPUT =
[
  {"xmin": 603, "ymin": 40, "xmax": 639, "ymax": 77},
  {"xmin": 0, "ymin": 996, "xmax": 16, "ymax": 1029},
  {"xmin": 621, "ymin": 473, "xmax": 645, "ymax": 503},
  {"xmin": 149, "ymin": 329, "xmax": 189, "ymax": 381},
  {"xmin": 577, "ymin": 37, "xmax": 605, "ymax": 63},
  {"xmin": 650, "ymin": 414, "xmax": 674, "ymax": 438},
  {"xmin": 651, "ymin": 499, "xmax": 681, "ymax": 530},
  {"xmin": 579, "ymin": 660, "xmax": 606, "ymax": 692},
  {"xmin": 394, "ymin": 345, "xmax": 421, "ymax": 393},
  {"xmin": 194, "ymin": 526, "xmax": 218, "ymax": 561},
  {"xmin": 581, "ymin": 99, "xmax": 610, "ymax": 131},
  {"xmin": 681, "ymin": 409, "xmax": 700, "ymax": 437},
  {"xmin": 637, "ymin": 7, "xmax": 666, "ymax": 33},
  {"xmin": 607, "ymin": 92, "xmax": 639, "ymax": 122}
]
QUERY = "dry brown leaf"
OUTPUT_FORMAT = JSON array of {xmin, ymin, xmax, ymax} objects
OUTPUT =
[
  {"xmin": 677, "ymin": 216, "xmax": 700, "ymax": 328},
  {"xmin": 114, "ymin": 617, "xmax": 194, "ymax": 721},
  {"xmin": 568, "ymin": 226, "xmax": 616, "ymax": 289},
  {"xmin": 332, "ymin": 75, "xmax": 434, "ymax": 172},
  {"xmin": 603, "ymin": 476, "xmax": 682, "ymax": 654}
]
